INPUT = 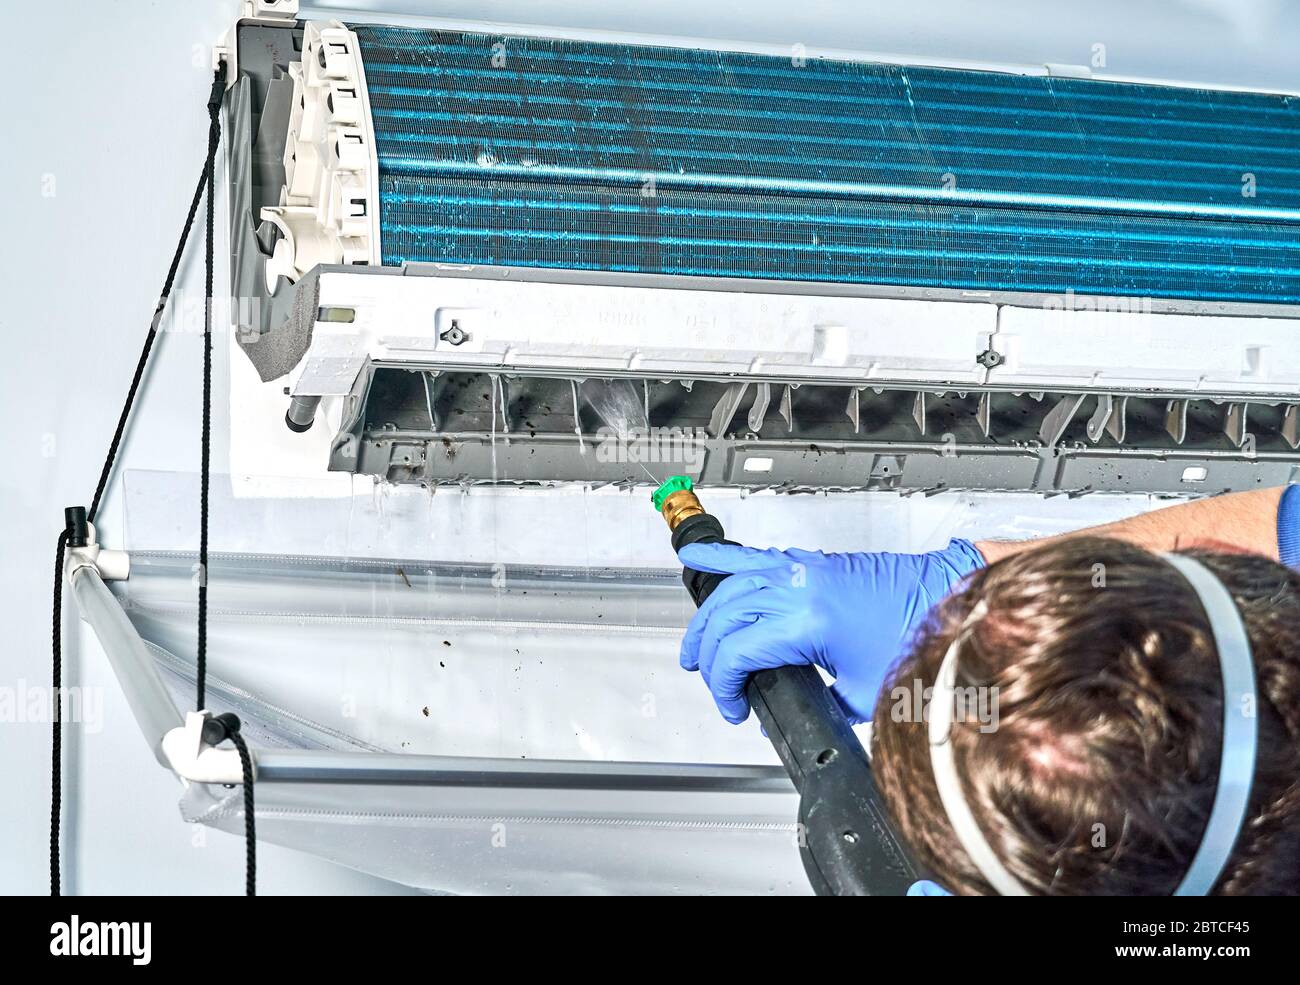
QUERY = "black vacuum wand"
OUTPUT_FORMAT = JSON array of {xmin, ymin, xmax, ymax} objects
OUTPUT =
[{"xmin": 652, "ymin": 476, "xmax": 920, "ymax": 895}]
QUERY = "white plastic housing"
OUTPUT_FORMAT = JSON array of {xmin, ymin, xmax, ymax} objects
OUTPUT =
[
  {"xmin": 260, "ymin": 20, "xmax": 380, "ymax": 291},
  {"xmin": 288, "ymin": 270, "xmax": 1300, "ymax": 400}
]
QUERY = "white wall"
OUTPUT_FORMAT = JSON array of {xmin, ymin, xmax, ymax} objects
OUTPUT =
[
  {"xmin": 0, "ymin": 0, "xmax": 1292, "ymax": 895},
  {"xmin": 0, "ymin": 0, "xmax": 421, "ymax": 896}
]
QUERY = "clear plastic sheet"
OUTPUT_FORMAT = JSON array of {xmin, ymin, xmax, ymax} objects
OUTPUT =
[
  {"xmin": 122, "ymin": 469, "xmax": 1165, "ymax": 565},
  {"xmin": 121, "ymin": 550, "xmax": 805, "ymax": 894},
  {"xmin": 119, "ymin": 551, "xmax": 775, "ymax": 764},
  {"xmin": 179, "ymin": 778, "xmax": 806, "ymax": 896}
]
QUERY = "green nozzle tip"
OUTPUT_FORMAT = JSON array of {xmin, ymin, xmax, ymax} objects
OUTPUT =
[{"xmin": 651, "ymin": 475, "xmax": 694, "ymax": 512}]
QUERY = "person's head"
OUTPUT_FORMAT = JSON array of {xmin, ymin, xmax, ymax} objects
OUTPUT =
[{"xmin": 870, "ymin": 536, "xmax": 1300, "ymax": 895}]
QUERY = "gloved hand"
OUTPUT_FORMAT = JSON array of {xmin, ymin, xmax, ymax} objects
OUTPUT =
[{"xmin": 676, "ymin": 539, "xmax": 985, "ymax": 724}]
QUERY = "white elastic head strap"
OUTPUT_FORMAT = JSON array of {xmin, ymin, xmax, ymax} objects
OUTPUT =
[
  {"xmin": 927, "ymin": 555, "xmax": 1258, "ymax": 896},
  {"xmin": 927, "ymin": 598, "xmax": 1030, "ymax": 895},
  {"xmin": 1161, "ymin": 554, "xmax": 1259, "ymax": 896}
]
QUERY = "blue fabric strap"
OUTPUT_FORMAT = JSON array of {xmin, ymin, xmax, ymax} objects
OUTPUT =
[{"xmin": 1277, "ymin": 485, "xmax": 1300, "ymax": 568}]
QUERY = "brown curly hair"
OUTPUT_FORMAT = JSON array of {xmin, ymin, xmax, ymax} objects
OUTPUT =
[{"xmin": 870, "ymin": 536, "xmax": 1300, "ymax": 895}]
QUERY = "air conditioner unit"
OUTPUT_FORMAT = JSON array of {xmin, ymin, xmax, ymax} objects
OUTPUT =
[{"xmin": 220, "ymin": 3, "xmax": 1300, "ymax": 497}]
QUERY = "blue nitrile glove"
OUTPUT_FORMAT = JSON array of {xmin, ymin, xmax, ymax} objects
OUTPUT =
[
  {"xmin": 676, "ymin": 539, "xmax": 985, "ymax": 724},
  {"xmin": 907, "ymin": 880, "xmax": 953, "ymax": 896}
]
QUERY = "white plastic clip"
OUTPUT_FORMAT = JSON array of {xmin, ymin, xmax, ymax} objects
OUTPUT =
[
  {"xmin": 161, "ymin": 711, "xmax": 253, "ymax": 786},
  {"xmin": 63, "ymin": 521, "xmax": 131, "ymax": 582}
]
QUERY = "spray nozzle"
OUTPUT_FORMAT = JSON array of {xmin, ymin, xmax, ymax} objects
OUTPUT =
[
  {"xmin": 652, "ymin": 475, "xmax": 706, "ymax": 531},
  {"xmin": 651, "ymin": 475, "xmax": 694, "ymax": 512}
]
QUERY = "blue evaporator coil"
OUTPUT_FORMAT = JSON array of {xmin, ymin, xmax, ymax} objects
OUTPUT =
[{"xmin": 353, "ymin": 25, "xmax": 1300, "ymax": 305}]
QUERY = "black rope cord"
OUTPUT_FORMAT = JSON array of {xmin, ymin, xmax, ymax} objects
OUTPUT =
[
  {"xmin": 199, "ymin": 712, "xmax": 255, "ymax": 894},
  {"xmin": 50, "ymin": 528, "xmax": 69, "ymax": 896},
  {"xmin": 229, "ymin": 730, "xmax": 257, "ymax": 896},
  {"xmin": 197, "ymin": 65, "xmax": 220, "ymax": 714},
  {"xmin": 51, "ymin": 65, "xmax": 254, "ymax": 897},
  {"xmin": 197, "ymin": 70, "xmax": 257, "ymax": 897}
]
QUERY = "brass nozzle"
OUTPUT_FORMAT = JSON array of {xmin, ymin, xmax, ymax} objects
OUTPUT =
[{"xmin": 659, "ymin": 488, "xmax": 705, "ymax": 531}]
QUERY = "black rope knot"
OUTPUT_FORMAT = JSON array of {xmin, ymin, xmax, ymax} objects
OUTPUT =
[{"xmin": 207, "ymin": 62, "xmax": 228, "ymax": 112}]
